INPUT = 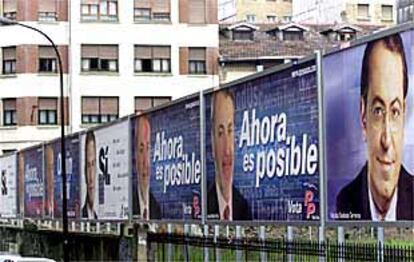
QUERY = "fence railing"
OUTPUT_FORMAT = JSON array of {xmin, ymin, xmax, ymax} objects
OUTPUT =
[{"xmin": 147, "ymin": 233, "xmax": 414, "ymax": 261}]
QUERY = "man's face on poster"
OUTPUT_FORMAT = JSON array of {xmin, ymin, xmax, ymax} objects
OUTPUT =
[
  {"xmin": 212, "ymin": 92, "xmax": 235, "ymax": 199},
  {"xmin": 86, "ymin": 138, "xmax": 96, "ymax": 207},
  {"xmin": 137, "ymin": 117, "xmax": 151, "ymax": 193},
  {"xmin": 361, "ymin": 42, "xmax": 405, "ymax": 202}
]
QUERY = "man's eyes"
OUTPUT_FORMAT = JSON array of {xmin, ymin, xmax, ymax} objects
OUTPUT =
[{"xmin": 372, "ymin": 106, "xmax": 384, "ymax": 117}]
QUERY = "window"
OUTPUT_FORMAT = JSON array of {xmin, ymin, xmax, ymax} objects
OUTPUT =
[
  {"xmin": 267, "ymin": 15, "xmax": 277, "ymax": 23},
  {"xmin": 81, "ymin": 45, "xmax": 118, "ymax": 72},
  {"xmin": 246, "ymin": 14, "xmax": 256, "ymax": 23},
  {"xmin": 81, "ymin": 0, "xmax": 118, "ymax": 21},
  {"xmin": 3, "ymin": 0, "xmax": 17, "ymax": 20},
  {"xmin": 135, "ymin": 97, "xmax": 171, "ymax": 113},
  {"xmin": 39, "ymin": 46, "xmax": 57, "ymax": 73},
  {"xmin": 358, "ymin": 4, "xmax": 369, "ymax": 18},
  {"xmin": 134, "ymin": 46, "xmax": 171, "ymax": 73},
  {"xmin": 233, "ymin": 30, "xmax": 253, "ymax": 41},
  {"xmin": 188, "ymin": 0, "xmax": 205, "ymax": 23},
  {"xmin": 3, "ymin": 98, "xmax": 16, "ymax": 126},
  {"xmin": 134, "ymin": 0, "xmax": 170, "ymax": 22},
  {"xmin": 81, "ymin": 97, "xmax": 119, "ymax": 124},
  {"xmin": 188, "ymin": 48, "xmax": 206, "ymax": 74},
  {"xmin": 2, "ymin": 47, "xmax": 16, "ymax": 75},
  {"xmin": 283, "ymin": 30, "xmax": 304, "ymax": 41},
  {"xmin": 382, "ymin": 5, "xmax": 393, "ymax": 21},
  {"xmin": 339, "ymin": 32, "xmax": 356, "ymax": 41},
  {"xmin": 38, "ymin": 0, "xmax": 57, "ymax": 22},
  {"xmin": 38, "ymin": 98, "xmax": 57, "ymax": 125}
]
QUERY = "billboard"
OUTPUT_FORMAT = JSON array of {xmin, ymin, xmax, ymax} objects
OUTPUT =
[
  {"xmin": 324, "ymin": 31, "xmax": 414, "ymax": 221},
  {"xmin": 22, "ymin": 146, "xmax": 44, "ymax": 218},
  {"xmin": 44, "ymin": 136, "xmax": 80, "ymax": 219},
  {"xmin": 80, "ymin": 120, "xmax": 129, "ymax": 220},
  {"xmin": 131, "ymin": 97, "xmax": 202, "ymax": 220},
  {"xmin": 0, "ymin": 154, "xmax": 17, "ymax": 218},
  {"xmin": 206, "ymin": 60, "xmax": 320, "ymax": 222}
]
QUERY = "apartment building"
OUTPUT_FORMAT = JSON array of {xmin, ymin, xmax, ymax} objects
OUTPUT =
[
  {"xmin": 293, "ymin": 0, "xmax": 396, "ymax": 26},
  {"xmin": 397, "ymin": 0, "xmax": 414, "ymax": 23},
  {"xmin": 0, "ymin": 0, "xmax": 218, "ymax": 153},
  {"xmin": 219, "ymin": 0, "xmax": 292, "ymax": 23}
]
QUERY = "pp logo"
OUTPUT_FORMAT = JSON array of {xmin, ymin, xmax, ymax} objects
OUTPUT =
[{"xmin": 304, "ymin": 190, "xmax": 316, "ymax": 219}]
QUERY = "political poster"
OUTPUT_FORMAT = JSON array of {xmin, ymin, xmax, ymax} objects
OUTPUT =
[
  {"xmin": 44, "ymin": 136, "xmax": 80, "ymax": 219},
  {"xmin": 80, "ymin": 120, "xmax": 129, "ymax": 220},
  {"xmin": 325, "ymin": 30, "xmax": 414, "ymax": 221},
  {"xmin": 205, "ymin": 60, "xmax": 320, "ymax": 222},
  {"xmin": 131, "ymin": 97, "xmax": 202, "ymax": 220},
  {"xmin": 22, "ymin": 146, "xmax": 44, "ymax": 218},
  {"xmin": 0, "ymin": 154, "xmax": 17, "ymax": 218}
]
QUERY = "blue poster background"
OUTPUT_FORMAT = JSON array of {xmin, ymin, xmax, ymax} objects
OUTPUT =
[
  {"xmin": 206, "ymin": 61, "xmax": 320, "ymax": 222},
  {"xmin": 131, "ymin": 97, "xmax": 202, "ymax": 220},
  {"xmin": 24, "ymin": 146, "xmax": 43, "ymax": 218},
  {"xmin": 47, "ymin": 136, "xmax": 80, "ymax": 219},
  {"xmin": 324, "ymin": 31, "xmax": 414, "ymax": 221}
]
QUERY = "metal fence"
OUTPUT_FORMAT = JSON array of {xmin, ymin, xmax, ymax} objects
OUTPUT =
[{"xmin": 147, "ymin": 233, "xmax": 414, "ymax": 261}]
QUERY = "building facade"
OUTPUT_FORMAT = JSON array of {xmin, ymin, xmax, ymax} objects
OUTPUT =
[
  {"xmin": 219, "ymin": 0, "xmax": 292, "ymax": 23},
  {"xmin": 397, "ymin": 0, "xmax": 414, "ymax": 23},
  {"xmin": 293, "ymin": 0, "xmax": 396, "ymax": 26},
  {"xmin": 0, "ymin": 0, "xmax": 218, "ymax": 153}
]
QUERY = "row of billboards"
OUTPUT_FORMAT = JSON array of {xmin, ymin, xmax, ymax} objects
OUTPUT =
[{"xmin": 0, "ymin": 26, "xmax": 413, "ymax": 224}]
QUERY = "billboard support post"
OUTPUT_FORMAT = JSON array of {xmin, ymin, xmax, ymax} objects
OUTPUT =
[
  {"xmin": 338, "ymin": 226, "xmax": 345, "ymax": 262},
  {"xmin": 259, "ymin": 226, "xmax": 266, "ymax": 262},
  {"xmin": 377, "ymin": 227, "xmax": 384, "ymax": 262},
  {"xmin": 203, "ymin": 225, "xmax": 209, "ymax": 262},
  {"xmin": 315, "ymin": 49, "xmax": 326, "ymax": 241},
  {"xmin": 287, "ymin": 226, "xmax": 293, "ymax": 262},
  {"xmin": 167, "ymin": 223, "xmax": 173, "ymax": 262},
  {"xmin": 200, "ymin": 89, "xmax": 206, "ymax": 226},
  {"xmin": 236, "ymin": 225, "xmax": 242, "ymax": 261},
  {"xmin": 214, "ymin": 224, "xmax": 220, "ymax": 262}
]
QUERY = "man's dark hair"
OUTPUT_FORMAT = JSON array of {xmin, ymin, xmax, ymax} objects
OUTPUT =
[
  {"xmin": 361, "ymin": 33, "xmax": 408, "ymax": 105},
  {"xmin": 84, "ymin": 130, "xmax": 96, "ymax": 178},
  {"xmin": 211, "ymin": 89, "xmax": 235, "ymax": 135}
]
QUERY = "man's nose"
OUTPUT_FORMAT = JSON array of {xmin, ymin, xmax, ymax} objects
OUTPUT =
[
  {"xmin": 381, "ymin": 117, "xmax": 392, "ymax": 151},
  {"xmin": 224, "ymin": 134, "xmax": 231, "ymax": 155}
]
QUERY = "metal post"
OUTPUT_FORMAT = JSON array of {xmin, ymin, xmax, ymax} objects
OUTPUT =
[
  {"xmin": 167, "ymin": 223, "xmax": 173, "ymax": 262},
  {"xmin": 184, "ymin": 224, "xmax": 190, "ymax": 262},
  {"xmin": 316, "ymin": 49, "xmax": 326, "ymax": 262},
  {"xmin": 259, "ymin": 226, "xmax": 267, "ymax": 262},
  {"xmin": 0, "ymin": 17, "xmax": 69, "ymax": 262},
  {"xmin": 287, "ymin": 226, "xmax": 293, "ymax": 262},
  {"xmin": 203, "ymin": 225, "xmax": 209, "ymax": 262},
  {"xmin": 377, "ymin": 227, "xmax": 384, "ymax": 262},
  {"xmin": 236, "ymin": 225, "xmax": 242, "ymax": 261},
  {"xmin": 338, "ymin": 226, "xmax": 345, "ymax": 262},
  {"xmin": 214, "ymin": 225, "xmax": 220, "ymax": 262}
]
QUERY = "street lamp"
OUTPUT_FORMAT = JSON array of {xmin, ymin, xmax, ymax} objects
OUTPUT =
[{"xmin": 0, "ymin": 17, "xmax": 69, "ymax": 262}]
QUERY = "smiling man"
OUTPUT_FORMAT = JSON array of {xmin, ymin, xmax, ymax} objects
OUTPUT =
[
  {"xmin": 336, "ymin": 34, "xmax": 414, "ymax": 221},
  {"xmin": 208, "ymin": 89, "xmax": 251, "ymax": 221}
]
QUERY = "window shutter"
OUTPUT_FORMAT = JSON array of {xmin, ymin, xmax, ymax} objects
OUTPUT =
[
  {"xmin": 135, "ymin": 46, "xmax": 152, "ymax": 59},
  {"xmin": 153, "ymin": 0, "xmax": 170, "ymax": 13},
  {"xmin": 153, "ymin": 97, "xmax": 170, "ymax": 107},
  {"xmin": 39, "ymin": 98, "xmax": 57, "ymax": 110},
  {"xmin": 3, "ymin": 47, "xmax": 16, "ymax": 60},
  {"xmin": 81, "ymin": 45, "xmax": 99, "ymax": 58},
  {"xmin": 39, "ymin": 0, "xmax": 56, "ymax": 12},
  {"xmin": 134, "ymin": 0, "xmax": 151, "ymax": 8},
  {"xmin": 3, "ymin": 99, "xmax": 16, "ymax": 110},
  {"xmin": 3, "ymin": 0, "xmax": 17, "ymax": 12},
  {"xmin": 100, "ymin": 97, "xmax": 118, "ymax": 115},
  {"xmin": 135, "ymin": 97, "xmax": 152, "ymax": 112},
  {"xmin": 82, "ymin": 97, "xmax": 99, "ymax": 114},
  {"xmin": 189, "ymin": 0, "xmax": 205, "ymax": 24},
  {"xmin": 153, "ymin": 46, "xmax": 170, "ymax": 59},
  {"xmin": 189, "ymin": 48, "xmax": 205, "ymax": 61},
  {"xmin": 82, "ymin": 0, "xmax": 99, "ymax": 4},
  {"xmin": 39, "ymin": 46, "xmax": 55, "ymax": 58},
  {"xmin": 99, "ymin": 45, "xmax": 118, "ymax": 59}
]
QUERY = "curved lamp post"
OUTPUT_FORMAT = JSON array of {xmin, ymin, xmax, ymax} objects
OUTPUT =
[{"xmin": 0, "ymin": 17, "xmax": 69, "ymax": 262}]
